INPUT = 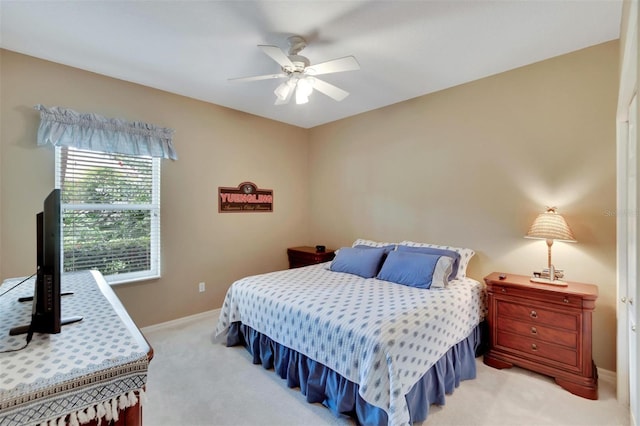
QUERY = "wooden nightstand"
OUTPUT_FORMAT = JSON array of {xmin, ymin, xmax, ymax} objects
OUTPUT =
[
  {"xmin": 287, "ymin": 246, "xmax": 335, "ymax": 269},
  {"xmin": 483, "ymin": 272, "xmax": 598, "ymax": 399}
]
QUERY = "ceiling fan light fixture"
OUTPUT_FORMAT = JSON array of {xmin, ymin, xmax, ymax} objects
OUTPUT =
[
  {"xmin": 295, "ymin": 77, "xmax": 313, "ymax": 104},
  {"xmin": 231, "ymin": 35, "xmax": 359, "ymax": 106},
  {"xmin": 298, "ymin": 77, "xmax": 313, "ymax": 96},
  {"xmin": 295, "ymin": 90, "xmax": 309, "ymax": 105},
  {"xmin": 274, "ymin": 81, "xmax": 291, "ymax": 101}
]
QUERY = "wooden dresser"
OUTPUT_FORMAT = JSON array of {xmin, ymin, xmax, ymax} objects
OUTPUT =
[
  {"xmin": 287, "ymin": 246, "xmax": 335, "ymax": 268},
  {"xmin": 0, "ymin": 271, "xmax": 152, "ymax": 425},
  {"xmin": 483, "ymin": 272, "xmax": 598, "ymax": 399}
]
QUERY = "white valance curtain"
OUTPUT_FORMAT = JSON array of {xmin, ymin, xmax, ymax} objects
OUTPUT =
[{"xmin": 34, "ymin": 105, "xmax": 178, "ymax": 160}]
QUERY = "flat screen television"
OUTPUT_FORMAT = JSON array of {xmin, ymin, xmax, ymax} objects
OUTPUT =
[{"xmin": 9, "ymin": 189, "xmax": 82, "ymax": 337}]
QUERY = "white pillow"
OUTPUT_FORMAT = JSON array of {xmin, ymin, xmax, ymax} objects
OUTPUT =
[
  {"xmin": 398, "ymin": 241, "xmax": 475, "ymax": 279},
  {"xmin": 431, "ymin": 256, "xmax": 454, "ymax": 288},
  {"xmin": 352, "ymin": 238, "xmax": 397, "ymax": 249}
]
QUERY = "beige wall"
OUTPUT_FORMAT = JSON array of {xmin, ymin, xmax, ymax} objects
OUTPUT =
[
  {"xmin": 0, "ymin": 49, "xmax": 310, "ymax": 326},
  {"xmin": 0, "ymin": 41, "xmax": 620, "ymax": 372},
  {"xmin": 308, "ymin": 41, "xmax": 619, "ymax": 371}
]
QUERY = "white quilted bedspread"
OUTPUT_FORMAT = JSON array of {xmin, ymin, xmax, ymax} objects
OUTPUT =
[{"xmin": 215, "ymin": 264, "xmax": 485, "ymax": 426}]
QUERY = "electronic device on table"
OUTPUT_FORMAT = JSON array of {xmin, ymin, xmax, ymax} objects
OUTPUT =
[
  {"xmin": 9, "ymin": 189, "xmax": 82, "ymax": 337},
  {"xmin": 530, "ymin": 266, "xmax": 568, "ymax": 286}
]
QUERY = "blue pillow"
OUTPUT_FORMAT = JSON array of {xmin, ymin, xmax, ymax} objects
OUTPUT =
[
  {"xmin": 329, "ymin": 247, "xmax": 386, "ymax": 278},
  {"xmin": 396, "ymin": 245, "xmax": 460, "ymax": 281},
  {"xmin": 354, "ymin": 244, "xmax": 395, "ymax": 263},
  {"xmin": 377, "ymin": 251, "xmax": 440, "ymax": 289}
]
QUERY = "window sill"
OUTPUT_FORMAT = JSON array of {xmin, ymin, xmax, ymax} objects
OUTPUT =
[{"xmin": 106, "ymin": 274, "xmax": 161, "ymax": 286}]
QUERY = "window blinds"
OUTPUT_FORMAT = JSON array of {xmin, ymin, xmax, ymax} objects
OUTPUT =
[{"xmin": 56, "ymin": 147, "xmax": 161, "ymax": 284}]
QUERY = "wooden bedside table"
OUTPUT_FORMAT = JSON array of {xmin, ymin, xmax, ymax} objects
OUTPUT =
[
  {"xmin": 483, "ymin": 272, "xmax": 598, "ymax": 399},
  {"xmin": 287, "ymin": 246, "xmax": 335, "ymax": 269}
]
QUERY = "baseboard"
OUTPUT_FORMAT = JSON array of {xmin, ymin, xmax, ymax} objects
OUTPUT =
[
  {"xmin": 598, "ymin": 367, "xmax": 616, "ymax": 386},
  {"xmin": 141, "ymin": 308, "xmax": 220, "ymax": 333}
]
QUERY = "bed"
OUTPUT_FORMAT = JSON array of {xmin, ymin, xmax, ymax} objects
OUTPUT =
[{"xmin": 215, "ymin": 239, "xmax": 485, "ymax": 426}]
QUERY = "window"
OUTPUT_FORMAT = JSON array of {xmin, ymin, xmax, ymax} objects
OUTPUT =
[
  {"xmin": 55, "ymin": 146, "xmax": 161, "ymax": 284},
  {"xmin": 36, "ymin": 104, "xmax": 175, "ymax": 283}
]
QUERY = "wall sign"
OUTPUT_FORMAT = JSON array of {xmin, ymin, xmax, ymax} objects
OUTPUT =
[{"xmin": 218, "ymin": 182, "xmax": 273, "ymax": 213}]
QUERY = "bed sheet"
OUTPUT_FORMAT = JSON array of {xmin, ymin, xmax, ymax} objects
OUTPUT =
[{"xmin": 215, "ymin": 263, "xmax": 485, "ymax": 426}]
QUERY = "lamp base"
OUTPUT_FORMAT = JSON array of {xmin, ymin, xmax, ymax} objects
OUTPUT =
[
  {"xmin": 530, "ymin": 276, "xmax": 568, "ymax": 286},
  {"xmin": 533, "ymin": 267, "xmax": 564, "ymax": 280}
]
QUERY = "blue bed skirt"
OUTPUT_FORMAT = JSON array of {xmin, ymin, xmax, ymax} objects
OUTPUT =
[{"xmin": 226, "ymin": 322, "xmax": 482, "ymax": 425}]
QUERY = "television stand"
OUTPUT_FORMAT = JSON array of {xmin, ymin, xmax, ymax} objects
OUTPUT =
[
  {"xmin": 17, "ymin": 291, "xmax": 74, "ymax": 303},
  {"xmin": 9, "ymin": 291, "xmax": 82, "ymax": 335},
  {"xmin": 9, "ymin": 315, "xmax": 83, "ymax": 336}
]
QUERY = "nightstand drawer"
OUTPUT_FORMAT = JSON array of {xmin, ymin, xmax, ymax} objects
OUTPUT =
[
  {"xmin": 493, "ymin": 284, "xmax": 583, "ymax": 308},
  {"xmin": 289, "ymin": 252, "xmax": 325, "ymax": 265},
  {"xmin": 497, "ymin": 316, "xmax": 577, "ymax": 348},
  {"xmin": 497, "ymin": 300, "xmax": 578, "ymax": 331},
  {"xmin": 496, "ymin": 332, "xmax": 578, "ymax": 367}
]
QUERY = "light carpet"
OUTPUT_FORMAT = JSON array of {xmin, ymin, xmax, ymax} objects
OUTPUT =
[{"xmin": 142, "ymin": 311, "xmax": 630, "ymax": 426}]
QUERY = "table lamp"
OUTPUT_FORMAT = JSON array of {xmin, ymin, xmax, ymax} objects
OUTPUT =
[{"xmin": 525, "ymin": 207, "xmax": 576, "ymax": 285}]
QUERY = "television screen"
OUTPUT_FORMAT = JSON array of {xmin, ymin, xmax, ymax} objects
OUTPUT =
[
  {"xmin": 31, "ymin": 189, "xmax": 62, "ymax": 333},
  {"xmin": 9, "ymin": 189, "xmax": 81, "ymax": 337}
]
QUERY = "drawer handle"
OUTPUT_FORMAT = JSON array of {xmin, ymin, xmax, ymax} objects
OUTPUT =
[
  {"xmin": 531, "ymin": 343, "xmax": 538, "ymax": 351},
  {"xmin": 530, "ymin": 326, "xmax": 538, "ymax": 335},
  {"xmin": 563, "ymin": 297, "xmax": 569, "ymax": 304},
  {"xmin": 530, "ymin": 310, "xmax": 538, "ymax": 319},
  {"xmin": 501, "ymin": 288, "xmax": 507, "ymax": 293}
]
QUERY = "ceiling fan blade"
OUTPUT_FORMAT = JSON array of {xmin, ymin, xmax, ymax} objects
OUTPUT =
[
  {"xmin": 311, "ymin": 78, "xmax": 349, "ymax": 102},
  {"xmin": 259, "ymin": 45, "xmax": 294, "ymax": 68},
  {"xmin": 305, "ymin": 56, "xmax": 360, "ymax": 76},
  {"xmin": 228, "ymin": 73, "xmax": 286, "ymax": 83}
]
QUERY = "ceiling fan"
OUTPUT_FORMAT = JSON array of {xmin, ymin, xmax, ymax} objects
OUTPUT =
[{"xmin": 229, "ymin": 35, "xmax": 360, "ymax": 105}]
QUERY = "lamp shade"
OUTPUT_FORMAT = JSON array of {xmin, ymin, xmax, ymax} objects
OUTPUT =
[{"xmin": 525, "ymin": 207, "xmax": 576, "ymax": 242}]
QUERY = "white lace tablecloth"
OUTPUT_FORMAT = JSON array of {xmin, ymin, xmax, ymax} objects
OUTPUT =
[{"xmin": 0, "ymin": 271, "xmax": 149, "ymax": 426}]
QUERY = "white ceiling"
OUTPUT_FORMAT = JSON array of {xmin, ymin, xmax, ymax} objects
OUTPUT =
[{"xmin": 0, "ymin": 1, "xmax": 622, "ymax": 129}]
